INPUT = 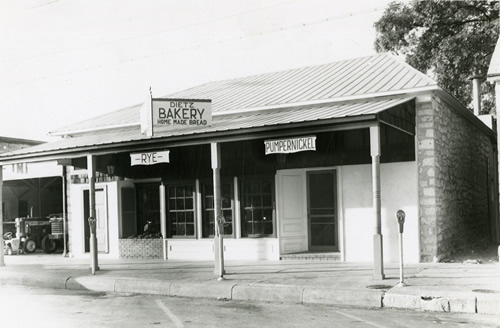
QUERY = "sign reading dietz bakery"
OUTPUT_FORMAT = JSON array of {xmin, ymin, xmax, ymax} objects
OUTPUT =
[
  {"xmin": 152, "ymin": 98, "xmax": 212, "ymax": 127},
  {"xmin": 264, "ymin": 136, "xmax": 317, "ymax": 155}
]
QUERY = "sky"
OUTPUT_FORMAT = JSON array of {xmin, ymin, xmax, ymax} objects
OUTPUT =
[{"xmin": 0, "ymin": 0, "xmax": 398, "ymax": 141}]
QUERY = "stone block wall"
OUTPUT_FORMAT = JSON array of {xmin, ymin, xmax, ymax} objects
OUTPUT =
[
  {"xmin": 119, "ymin": 238, "xmax": 163, "ymax": 259},
  {"xmin": 417, "ymin": 93, "xmax": 494, "ymax": 262}
]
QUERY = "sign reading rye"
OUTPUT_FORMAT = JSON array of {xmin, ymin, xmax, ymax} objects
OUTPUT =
[
  {"xmin": 130, "ymin": 150, "xmax": 170, "ymax": 166},
  {"xmin": 264, "ymin": 136, "xmax": 317, "ymax": 155},
  {"xmin": 152, "ymin": 98, "xmax": 212, "ymax": 127}
]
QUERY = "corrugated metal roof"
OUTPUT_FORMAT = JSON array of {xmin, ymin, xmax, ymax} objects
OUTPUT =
[
  {"xmin": 1, "ymin": 96, "xmax": 413, "ymax": 160},
  {"xmin": 50, "ymin": 53, "xmax": 436, "ymax": 135}
]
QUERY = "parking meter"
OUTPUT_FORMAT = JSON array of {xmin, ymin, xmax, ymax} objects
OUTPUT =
[
  {"xmin": 396, "ymin": 210, "xmax": 405, "ymax": 233},
  {"xmin": 88, "ymin": 217, "xmax": 96, "ymax": 234},
  {"xmin": 88, "ymin": 216, "xmax": 98, "ymax": 274},
  {"xmin": 216, "ymin": 215, "xmax": 225, "ymax": 236},
  {"xmin": 395, "ymin": 209, "xmax": 406, "ymax": 287}
]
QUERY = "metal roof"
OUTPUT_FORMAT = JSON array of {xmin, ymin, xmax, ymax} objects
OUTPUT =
[
  {"xmin": 1, "ymin": 96, "xmax": 414, "ymax": 161},
  {"xmin": 49, "ymin": 53, "xmax": 436, "ymax": 136}
]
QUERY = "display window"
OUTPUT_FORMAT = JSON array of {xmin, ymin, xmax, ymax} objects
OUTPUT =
[
  {"xmin": 167, "ymin": 184, "xmax": 195, "ymax": 238},
  {"xmin": 201, "ymin": 182, "xmax": 234, "ymax": 238},
  {"xmin": 241, "ymin": 176, "xmax": 275, "ymax": 238}
]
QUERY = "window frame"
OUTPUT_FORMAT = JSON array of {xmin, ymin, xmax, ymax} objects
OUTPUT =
[
  {"xmin": 166, "ymin": 182, "xmax": 197, "ymax": 239},
  {"xmin": 240, "ymin": 175, "xmax": 276, "ymax": 238},
  {"xmin": 201, "ymin": 180, "xmax": 235, "ymax": 238}
]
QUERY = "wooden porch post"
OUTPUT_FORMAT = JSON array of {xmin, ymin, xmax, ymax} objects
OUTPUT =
[
  {"xmin": 159, "ymin": 182, "xmax": 167, "ymax": 260},
  {"xmin": 62, "ymin": 166, "xmax": 68, "ymax": 257},
  {"xmin": 370, "ymin": 125, "xmax": 385, "ymax": 280},
  {"xmin": 87, "ymin": 155, "xmax": 99, "ymax": 274},
  {"xmin": 211, "ymin": 142, "xmax": 225, "ymax": 279}
]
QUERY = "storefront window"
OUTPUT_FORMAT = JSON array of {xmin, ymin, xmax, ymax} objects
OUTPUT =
[
  {"xmin": 241, "ymin": 177, "xmax": 274, "ymax": 237},
  {"xmin": 202, "ymin": 182, "xmax": 233, "ymax": 238},
  {"xmin": 167, "ymin": 184, "xmax": 195, "ymax": 238},
  {"xmin": 136, "ymin": 183, "xmax": 160, "ymax": 235}
]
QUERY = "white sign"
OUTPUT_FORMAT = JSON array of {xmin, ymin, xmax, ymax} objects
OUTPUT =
[
  {"xmin": 152, "ymin": 99, "xmax": 212, "ymax": 128},
  {"xmin": 130, "ymin": 150, "xmax": 170, "ymax": 166},
  {"xmin": 264, "ymin": 136, "xmax": 317, "ymax": 155}
]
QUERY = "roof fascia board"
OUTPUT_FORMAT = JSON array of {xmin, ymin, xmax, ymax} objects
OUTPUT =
[{"xmin": 0, "ymin": 115, "xmax": 379, "ymax": 165}]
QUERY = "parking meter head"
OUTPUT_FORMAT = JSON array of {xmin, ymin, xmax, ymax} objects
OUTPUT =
[
  {"xmin": 88, "ymin": 217, "xmax": 97, "ymax": 233},
  {"xmin": 396, "ymin": 210, "xmax": 405, "ymax": 233}
]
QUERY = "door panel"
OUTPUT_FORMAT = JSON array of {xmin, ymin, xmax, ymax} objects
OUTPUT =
[
  {"xmin": 307, "ymin": 170, "xmax": 337, "ymax": 251},
  {"xmin": 95, "ymin": 190, "xmax": 108, "ymax": 253},
  {"xmin": 277, "ymin": 170, "xmax": 307, "ymax": 254},
  {"xmin": 83, "ymin": 189, "xmax": 109, "ymax": 253}
]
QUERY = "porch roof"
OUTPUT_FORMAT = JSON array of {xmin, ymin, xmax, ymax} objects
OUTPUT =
[{"xmin": 0, "ymin": 96, "xmax": 414, "ymax": 164}]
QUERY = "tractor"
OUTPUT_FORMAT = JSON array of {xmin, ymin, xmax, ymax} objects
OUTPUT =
[{"xmin": 3, "ymin": 215, "xmax": 65, "ymax": 255}]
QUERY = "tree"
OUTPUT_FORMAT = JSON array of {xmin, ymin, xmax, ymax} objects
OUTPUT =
[{"xmin": 374, "ymin": 0, "xmax": 499, "ymax": 114}]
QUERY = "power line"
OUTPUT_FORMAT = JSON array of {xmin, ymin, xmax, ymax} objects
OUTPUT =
[
  {"xmin": 1, "ymin": 0, "xmax": 302, "ymax": 63},
  {"xmin": 6, "ymin": 6, "xmax": 384, "ymax": 86}
]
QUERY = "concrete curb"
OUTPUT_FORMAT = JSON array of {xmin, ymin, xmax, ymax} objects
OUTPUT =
[
  {"xmin": 1, "ymin": 273, "xmax": 500, "ymax": 314},
  {"xmin": 232, "ymin": 284, "xmax": 304, "ymax": 303},
  {"xmin": 303, "ymin": 287, "xmax": 384, "ymax": 308},
  {"xmin": 170, "ymin": 281, "xmax": 235, "ymax": 299},
  {"xmin": 114, "ymin": 278, "xmax": 170, "ymax": 295},
  {"xmin": 476, "ymin": 293, "xmax": 500, "ymax": 315},
  {"xmin": 383, "ymin": 287, "xmax": 500, "ymax": 314},
  {"xmin": 66, "ymin": 276, "xmax": 116, "ymax": 292}
]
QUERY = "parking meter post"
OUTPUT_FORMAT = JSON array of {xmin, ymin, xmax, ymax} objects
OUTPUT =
[
  {"xmin": 396, "ymin": 209, "xmax": 406, "ymax": 287},
  {"xmin": 216, "ymin": 215, "xmax": 225, "ymax": 281},
  {"xmin": 88, "ymin": 217, "xmax": 99, "ymax": 275}
]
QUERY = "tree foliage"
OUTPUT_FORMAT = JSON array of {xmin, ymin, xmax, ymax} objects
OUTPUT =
[{"xmin": 374, "ymin": 0, "xmax": 499, "ymax": 114}]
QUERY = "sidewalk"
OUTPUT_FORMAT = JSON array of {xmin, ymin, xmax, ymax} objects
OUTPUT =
[{"xmin": 0, "ymin": 254, "xmax": 499, "ymax": 315}]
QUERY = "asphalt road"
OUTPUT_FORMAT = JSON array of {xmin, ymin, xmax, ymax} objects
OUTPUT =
[{"xmin": 0, "ymin": 285, "xmax": 499, "ymax": 328}]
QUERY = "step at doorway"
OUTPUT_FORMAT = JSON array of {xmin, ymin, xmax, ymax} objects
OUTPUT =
[{"xmin": 280, "ymin": 252, "xmax": 341, "ymax": 261}]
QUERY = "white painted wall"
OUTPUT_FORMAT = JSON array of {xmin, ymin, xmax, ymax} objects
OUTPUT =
[
  {"xmin": 341, "ymin": 162, "xmax": 419, "ymax": 263},
  {"xmin": 167, "ymin": 238, "xmax": 279, "ymax": 261},
  {"xmin": 69, "ymin": 181, "xmax": 120, "ymax": 259},
  {"xmin": 2, "ymin": 161, "xmax": 62, "ymax": 180}
]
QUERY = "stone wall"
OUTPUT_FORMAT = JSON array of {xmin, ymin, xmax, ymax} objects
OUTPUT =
[
  {"xmin": 119, "ymin": 238, "xmax": 163, "ymax": 259},
  {"xmin": 417, "ymin": 93, "xmax": 494, "ymax": 262}
]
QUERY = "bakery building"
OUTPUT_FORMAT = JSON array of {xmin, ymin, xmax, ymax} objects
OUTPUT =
[{"xmin": 0, "ymin": 53, "xmax": 497, "ymax": 269}]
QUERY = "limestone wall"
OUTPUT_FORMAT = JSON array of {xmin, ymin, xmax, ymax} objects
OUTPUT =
[{"xmin": 417, "ymin": 93, "xmax": 494, "ymax": 262}]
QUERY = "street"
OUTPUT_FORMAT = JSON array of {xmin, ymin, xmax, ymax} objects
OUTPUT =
[{"xmin": 0, "ymin": 285, "xmax": 499, "ymax": 327}]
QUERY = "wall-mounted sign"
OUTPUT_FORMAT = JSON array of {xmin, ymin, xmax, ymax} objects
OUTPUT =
[
  {"xmin": 130, "ymin": 150, "xmax": 170, "ymax": 166},
  {"xmin": 151, "ymin": 98, "xmax": 212, "ymax": 128},
  {"xmin": 264, "ymin": 136, "xmax": 317, "ymax": 155}
]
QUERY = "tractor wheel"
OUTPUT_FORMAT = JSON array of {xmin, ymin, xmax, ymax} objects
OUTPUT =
[
  {"xmin": 23, "ymin": 238, "xmax": 37, "ymax": 254},
  {"xmin": 42, "ymin": 235, "xmax": 57, "ymax": 254},
  {"xmin": 5, "ymin": 245, "xmax": 12, "ymax": 256}
]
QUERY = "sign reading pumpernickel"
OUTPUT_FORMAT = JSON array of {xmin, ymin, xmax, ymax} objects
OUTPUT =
[
  {"xmin": 152, "ymin": 98, "xmax": 212, "ymax": 127},
  {"xmin": 264, "ymin": 136, "xmax": 317, "ymax": 155}
]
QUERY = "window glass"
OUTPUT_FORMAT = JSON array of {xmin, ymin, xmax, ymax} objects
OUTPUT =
[
  {"xmin": 136, "ymin": 183, "xmax": 160, "ymax": 235},
  {"xmin": 241, "ymin": 177, "xmax": 275, "ymax": 237},
  {"xmin": 202, "ymin": 182, "xmax": 233, "ymax": 238},
  {"xmin": 168, "ymin": 184, "xmax": 195, "ymax": 238}
]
